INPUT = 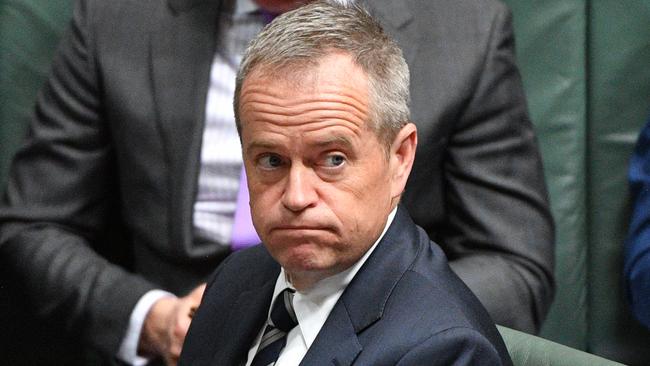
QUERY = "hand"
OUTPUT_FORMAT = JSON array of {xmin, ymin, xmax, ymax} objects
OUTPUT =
[{"xmin": 138, "ymin": 283, "xmax": 206, "ymax": 365}]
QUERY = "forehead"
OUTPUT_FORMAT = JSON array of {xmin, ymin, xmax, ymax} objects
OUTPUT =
[
  {"xmin": 241, "ymin": 53, "xmax": 369, "ymax": 106},
  {"xmin": 238, "ymin": 53, "xmax": 374, "ymax": 143}
]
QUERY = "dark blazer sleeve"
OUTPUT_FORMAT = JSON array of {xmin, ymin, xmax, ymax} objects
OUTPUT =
[
  {"xmin": 624, "ymin": 117, "xmax": 650, "ymax": 330},
  {"xmin": 0, "ymin": 0, "xmax": 155, "ymax": 356},
  {"xmin": 396, "ymin": 327, "xmax": 505, "ymax": 366},
  {"xmin": 439, "ymin": 2, "xmax": 554, "ymax": 333}
]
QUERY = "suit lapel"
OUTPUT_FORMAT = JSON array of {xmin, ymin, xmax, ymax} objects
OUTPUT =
[
  {"xmin": 151, "ymin": 0, "xmax": 222, "ymax": 252},
  {"xmin": 299, "ymin": 303, "xmax": 362, "ymax": 366},
  {"xmin": 210, "ymin": 273, "xmax": 277, "ymax": 366},
  {"xmin": 363, "ymin": 0, "xmax": 419, "ymax": 66},
  {"xmin": 301, "ymin": 207, "xmax": 420, "ymax": 365}
]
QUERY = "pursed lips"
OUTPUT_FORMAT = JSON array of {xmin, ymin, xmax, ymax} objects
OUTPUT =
[
  {"xmin": 270, "ymin": 224, "xmax": 336, "ymax": 233},
  {"xmin": 273, "ymin": 225, "xmax": 326, "ymax": 231}
]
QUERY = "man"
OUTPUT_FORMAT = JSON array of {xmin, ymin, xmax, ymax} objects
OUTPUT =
[
  {"xmin": 180, "ymin": 3, "xmax": 512, "ymax": 365},
  {"xmin": 0, "ymin": 0, "xmax": 552, "ymax": 364}
]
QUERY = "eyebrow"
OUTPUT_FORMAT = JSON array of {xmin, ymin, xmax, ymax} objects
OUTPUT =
[
  {"xmin": 311, "ymin": 134, "xmax": 355, "ymax": 149},
  {"xmin": 245, "ymin": 140, "xmax": 279, "ymax": 155},
  {"xmin": 245, "ymin": 135, "xmax": 355, "ymax": 154}
]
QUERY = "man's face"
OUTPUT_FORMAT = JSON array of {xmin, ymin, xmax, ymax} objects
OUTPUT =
[{"xmin": 238, "ymin": 53, "xmax": 416, "ymax": 289}]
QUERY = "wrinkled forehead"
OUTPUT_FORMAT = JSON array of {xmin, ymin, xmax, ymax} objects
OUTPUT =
[
  {"xmin": 240, "ymin": 58, "xmax": 369, "ymax": 131},
  {"xmin": 251, "ymin": 50, "xmax": 357, "ymax": 81},
  {"xmin": 242, "ymin": 52, "xmax": 369, "ymax": 98},
  {"xmin": 243, "ymin": 63, "xmax": 315, "ymax": 93},
  {"xmin": 235, "ymin": 51, "xmax": 383, "ymax": 150}
]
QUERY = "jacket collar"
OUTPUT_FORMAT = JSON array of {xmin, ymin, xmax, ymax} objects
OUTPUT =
[
  {"xmin": 344, "ymin": 207, "xmax": 420, "ymax": 329},
  {"xmin": 300, "ymin": 206, "xmax": 421, "ymax": 365},
  {"xmin": 212, "ymin": 277, "xmax": 278, "ymax": 365}
]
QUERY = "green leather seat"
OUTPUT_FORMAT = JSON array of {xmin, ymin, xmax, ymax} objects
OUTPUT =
[
  {"xmin": 0, "ymin": 0, "xmax": 73, "ymax": 187},
  {"xmin": 502, "ymin": 1, "xmax": 650, "ymax": 364},
  {"xmin": 498, "ymin": 326, "xmax": 624, "ymax": 366}
]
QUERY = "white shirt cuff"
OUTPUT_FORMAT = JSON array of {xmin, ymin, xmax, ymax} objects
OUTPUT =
[{"xmin": 117, "ymin": 289, "xmax": 176, "ymax": 365}]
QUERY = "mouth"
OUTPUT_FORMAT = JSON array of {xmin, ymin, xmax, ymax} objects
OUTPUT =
[
  {"xmin": 272, "ymin": 225, "xmax": 329, "ymax": 232},
  {"xmin": 269, "ymin": 223, "xmax": 337, "ymax": 234},
  {"xmin": 276, "ymin": 225, "xmax": 320, "ymax": 229}
]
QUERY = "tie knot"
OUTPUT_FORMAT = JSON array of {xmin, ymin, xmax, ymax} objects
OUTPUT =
[{"xmin": 270, "ymin": 288, "xmax": 297, "ymax": 332}]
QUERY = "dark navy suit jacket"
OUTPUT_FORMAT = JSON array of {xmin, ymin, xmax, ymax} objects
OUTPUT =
[
  {"xmin": 179, "ymin": 207, "xmax": 512, "ymax": 365},
  {"xmin": 625, "ymin": 115, "xmax": 650, "ymax": 330}
]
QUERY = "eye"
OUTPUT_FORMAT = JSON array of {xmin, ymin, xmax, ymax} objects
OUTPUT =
[
  {"xmin": 323, "ymin": 154, "xmax": 346, "ymax": 168},
  {"xmin": 257, "ymin": 154, "xmax": 285, "ymax": 170}
]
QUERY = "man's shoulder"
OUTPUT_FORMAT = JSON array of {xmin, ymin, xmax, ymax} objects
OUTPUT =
[
  {"xmin": 375, "ymin": 251, "xmax": 510, "ymax": 362},
  {"xmin": 206, "ymin": 245, "xmax": 279, "ymax": 290},
  {"xmin": 362, "ymin": 210, "xmax": 507, "ymax": 354},
  {"xmin": 351, "ymin": 240, "xmax": 510, "ymax": 363},
  {"xmin": 356, "ymin": 209, "xmax": 496, "ymax": 334},
  {"xmin": 391, "ymin": 265, "xmax": 490, "ymax": 330}
]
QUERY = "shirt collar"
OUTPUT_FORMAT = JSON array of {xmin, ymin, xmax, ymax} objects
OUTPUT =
[{"xmin": 269, "ymin": 207, "xmax": 398, "ymax": 348}]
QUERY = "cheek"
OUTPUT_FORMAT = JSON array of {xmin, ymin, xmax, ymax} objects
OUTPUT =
[
  {"xmin": 322, "ymin": 184, "xmax": 385, "ymax": 231},
  {"xmin": 249, "ymin": 183, "xmax": 282, "ymax": 224},
  {"xmin": 333, "ymin": 164, "xmax": 392, "ymax": 206},
  {"xmin": 327, "ymin": 169, "xmax": 392, "ymax": 232}
]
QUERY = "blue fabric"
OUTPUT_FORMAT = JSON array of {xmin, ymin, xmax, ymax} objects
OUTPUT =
[{"xmin": 625, "ymin": 114, "xmax": 650, "ymax": 330}]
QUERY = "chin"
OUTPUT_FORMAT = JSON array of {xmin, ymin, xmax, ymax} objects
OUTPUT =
[
  {"xmin": 278, "ymin": 243, "xmax": 319, "ymax": 265},
  {"xmin": 272, "ymin": 243, "xmax": 329, "ymax": 271}
]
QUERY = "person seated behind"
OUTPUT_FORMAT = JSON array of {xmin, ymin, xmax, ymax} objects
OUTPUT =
[
  {"xmin": 0, "ymin": 0, "xmax": 552, "ymax": 363},
  {"xmin": 625, "ymin": 115, "xmax": 650, "ymax": 330},
  {"xmin": 180, "ymin": 3, "xmax": 512, "ymax": 365}
]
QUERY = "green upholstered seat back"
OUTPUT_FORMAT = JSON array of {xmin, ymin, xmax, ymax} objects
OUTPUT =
[
  {"xmin": 504, "ymin": 0, "xmax": 590, "ymax": 350},
  {"xmin": 498, "ymin": 326, "xmax": 625, "ymax": 366},
  {"xmin": 503, "ymin": 1, "xmax": 650, "ymax": 364},
  {"xmin": 0, "ymin": 0, "xmax": 73, "ymax": 187}
]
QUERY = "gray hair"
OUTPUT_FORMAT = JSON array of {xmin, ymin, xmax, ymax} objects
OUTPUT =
[{"xmin": 234, "ymin": 0, "xmax": 411, "ymax": 148}]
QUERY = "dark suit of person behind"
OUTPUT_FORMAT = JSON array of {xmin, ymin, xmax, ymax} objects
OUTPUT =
[
  {"xmin": 181, "ymin": 3, "xmax": 512, "ymax": 364},
  {"xmin": 0, "ymin": 0, "xmax": 552, "ymax": 362}
]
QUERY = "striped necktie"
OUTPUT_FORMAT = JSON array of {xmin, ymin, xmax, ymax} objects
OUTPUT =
[{"xmin": 250, "ymin": 289, "xmax": 298, "ymax": 366}]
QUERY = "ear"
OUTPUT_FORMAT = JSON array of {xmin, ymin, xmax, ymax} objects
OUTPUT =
[{"xmin": 389, "ymin": 122, "xmax": 417, "ymax": 200}]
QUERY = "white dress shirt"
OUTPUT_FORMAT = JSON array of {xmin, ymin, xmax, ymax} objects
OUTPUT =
[{"xmin": 245, "ymin": 208, "xmax": 397, "ymax": 366}]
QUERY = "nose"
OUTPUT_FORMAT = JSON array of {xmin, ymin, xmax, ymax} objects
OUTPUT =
[{"xmin": 281, "ymin": 164, "xmax": 318, "ymax": 212}]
